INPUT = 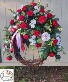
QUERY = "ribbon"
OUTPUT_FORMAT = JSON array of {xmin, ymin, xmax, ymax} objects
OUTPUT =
[
  {"xmin": 11, "ymin": 30, "xmax": 18, "ymax": 40},
  {"xmin": 11, "ymin": 30, "xmax": 18, "ymax": 46},
  {"xmin": 16, "ymin": 33, "xmax": 21, "ymax": 49},
  {"xmin": 21, "ymin": 36, "xmax": 25, "ymax": 52},
  {"xmin": 11, "ymin": 29, "xmax": 25, "ymax": 52}
]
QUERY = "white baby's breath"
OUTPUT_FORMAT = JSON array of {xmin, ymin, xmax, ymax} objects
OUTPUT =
[
  {"xmin": 30, "ymin": 19, "xmax": 36, "ymax": 24},
  {"xmin": 34, "ymin": 6, "xmax": 40, "ymax": 11},
  {"xmin": 31, "ymin": 35, "xmax": 36, "ymax": 39},
  {"xmin": 29, "ymin": 19, "xmax": 36, "ymax": 28},
  {"xmin": 29, "ymin": 35, "xmax": 36, "ymax": 45},
  {"xmin": 31, "ymin": 24, "xmax": 35, "ymax": 28}
]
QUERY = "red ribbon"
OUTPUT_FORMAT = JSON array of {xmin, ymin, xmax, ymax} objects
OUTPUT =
[{"xmin": 21, "ymin": 36, "xmax": 25, "ymax": 52}]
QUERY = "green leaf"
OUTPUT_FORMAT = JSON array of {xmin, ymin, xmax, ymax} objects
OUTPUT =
[
  {"xmin": 50, "ymin": 47, "xmax": 52, "ymax": 52},
  {"xmin": 53, "ymin": 18, "xmax": 59, "ymax": 21},
  {"xmin": 45, "ymin": 26, "xmax": 50, "ymax": 29},
  {"xmin": 40, "ymin": 5, "xmax": 44, "ymax": 9},
  {"xmin": 55, "ymin": 55, "xmax": 61, "ymax": 59},
  {"xmin": 46, "ymin": 10, "xmax": 51, "ymax": 14},
  {"xmin": 18, "ymin": 28, "xmax": 21, "ymax": 33},
  {"xmin": 45, "ymin": 23, "xmax": 49, "ymax": 26},
  {"xmin": 50, "ymin": 19, "xmax": 52, "ymax": 25},
  {"xmin": 41, "ymin": 54, "xmax": 43, "ymax": 58},
  {"xmin": 35, "ymin": 17, "xmax": 38, "ymax": 20},
  {"xmin": 36, "ymin": 26, "xmax": 40, "ymax": 30},
  {"xmin": 8, "ymin": 9, "xmax": 16, "ymax": 14},
  {"xmin": 41, "ymin": 54, "xmax": 47, "ymax": 59},
  {"xmin": 21, "ymin": 11, "xmax": 25, "ymax": 16},
  {"xmin": 17, "ymin": 20, "xmax": 21, "ymax": 24},
  {"xmin": 43, "ymin": 54, "xmax": 47, "ymax": 59},
  {"xmin": 30, "ymin": 45, "xmax": 35, "ymax": 50},
  {"xmin": 39, "ymin": 50, "xmax": 44, "ymax": 52},
  {"xmin": 53, "ymin": 46, "xmax": 57, "ymax": 52},
  {"xmin": 41, "ymin": 48, "xmax": 46, "ymax": 49},
  {"xmin": 37, "ymin": 38, "xmax": 41, "ymax": 43},
  {"xmin": 48, "ymin": 41, "xmax": 53, "ymax": 46}
]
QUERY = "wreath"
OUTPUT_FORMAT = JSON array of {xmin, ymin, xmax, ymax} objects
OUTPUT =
[{"xmin": 3, "ymin": 0, "xmax": 65, "ymax": 66}]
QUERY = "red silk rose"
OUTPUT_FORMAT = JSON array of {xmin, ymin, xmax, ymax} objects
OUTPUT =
[
  {"xmin": 52, "ymin": 20, "xmax": 58, "ymax": 27},
  {"xmin": 53, "ymin": 39, "xmax": 58, "ymax": 46},
  {"xmin": 10, "ymin": 19, "xmax": 14, "ymax": 25},
  {"xmin": 39, "ymin": 16, "xmax": 46, "ymax": 24},
  {"xmin": 36, "ymin": 43, "xmax": 42, "ymax": 48},
  {"xmin": 27, "ymin": 10, "xmax": 34, "ymax": 16},
  {"xmin": 31, "ymin": 2, "xmax": 37, "ymax": 6},
  {"xmin": 23, "ymin": 34, "xmax": 29, "ymax": 40},
  {"xmin": 19, "ymin": 15, "xmax": 25, "ymax": 21},
  {"xmin": 21, "ymin": 22, "xmax": 28, "ymax": 29},
  {"xmin": 40, "ymin": 8, "xmax": 45, "ymax": 13},
  {"xmin": 49, "ymin": 52, "xmax": 55, "ymax": 57},
  {"xmin": 17, "ymin": 9, "xmax": 22, "ymax": 13},
  {"xmin": 22, "ymin": 5, "xmax": 27, "ymax": 11},
  {"xmin": 6, "ymin": 56, "xmax": 12, "ymax": 61},
  {"xmin": 34, "ymin": 30, "xmax": 40, "ymax": 36},
  {"xmin": 47, "ymin": 13, "xmax": 53, "ymax": 18}
]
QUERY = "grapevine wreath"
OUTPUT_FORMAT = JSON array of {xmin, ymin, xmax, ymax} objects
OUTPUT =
[{"xmin": 3, "ymin": 0, "xmax": 65, "ymax": 66}]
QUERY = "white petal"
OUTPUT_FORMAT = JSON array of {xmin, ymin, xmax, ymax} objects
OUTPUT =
[
  {"xmin": 56, "ymin": 33, "xmax": 59, "ymax": 37},
  {"xmin": 34, "ymin": 6, "xmax": 40, "ymax": 12},
  {"xmin": 56, "ymin": 37, "xmax": 61, "ymax": 42},
  {"xmin": 30, "ymin": 43, "xmax": 35, "ymax": 45},
  {"xmin": 30, "ymin": 19, "xmax": 36, "ymax": 24},
  {"xmin": 29, "ymin": 23, "xmax": 32, "ymax": 26},
  {"xmin": 29, "ymin": 38, "xmax": 36, "ymax": 44},
  {"xmin": 32, "ymin": 40, "xmax": 36, "ymax": 44},
  {"xmin": 45, "ymin": 13, "xmax": 47, "ymax": 17},
  {"xmin": 17, "ymin": 16, "xmax": 19, "ymax": 20},
  {"xmin": 31, "ymin": 35, "xmax": 36, "ymax": 39},
  {"xmin": 41, "ymin": 32, "xmax": 50, "ymax": 41},
  {"xmin": 34, "ymin": 6, "xmax": 38, "ymax": 10},
  {"xmin": 33, "ymin": 10, "xmax": 37, "ymax": 14},
  {"xmin": 58, "ymin": 44, "xmax": 62, "ymax": 48},
  {"xmin": 29, "ymin": 39, "xmax": 33, "ymax": 42},
  {"xmin": 13, "ymin": 25, "xmax": 17, "ymax": 28},
  {"xmin": 31, "ymin": 24, "xmax": 35, "ymax": 28},
  {"xmin": 56, "ymin": 37, "xmax": 61, "ymax": 45}
]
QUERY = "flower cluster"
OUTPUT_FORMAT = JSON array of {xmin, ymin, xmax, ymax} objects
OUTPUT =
[{"xmin": 3, "ymin": 1, "xmax": 64, "ymax": 61}]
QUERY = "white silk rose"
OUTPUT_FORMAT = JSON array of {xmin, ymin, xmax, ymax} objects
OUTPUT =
[{"xmin": 41, "ymin": 32, "xmax": 50, "ymax": 41}]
